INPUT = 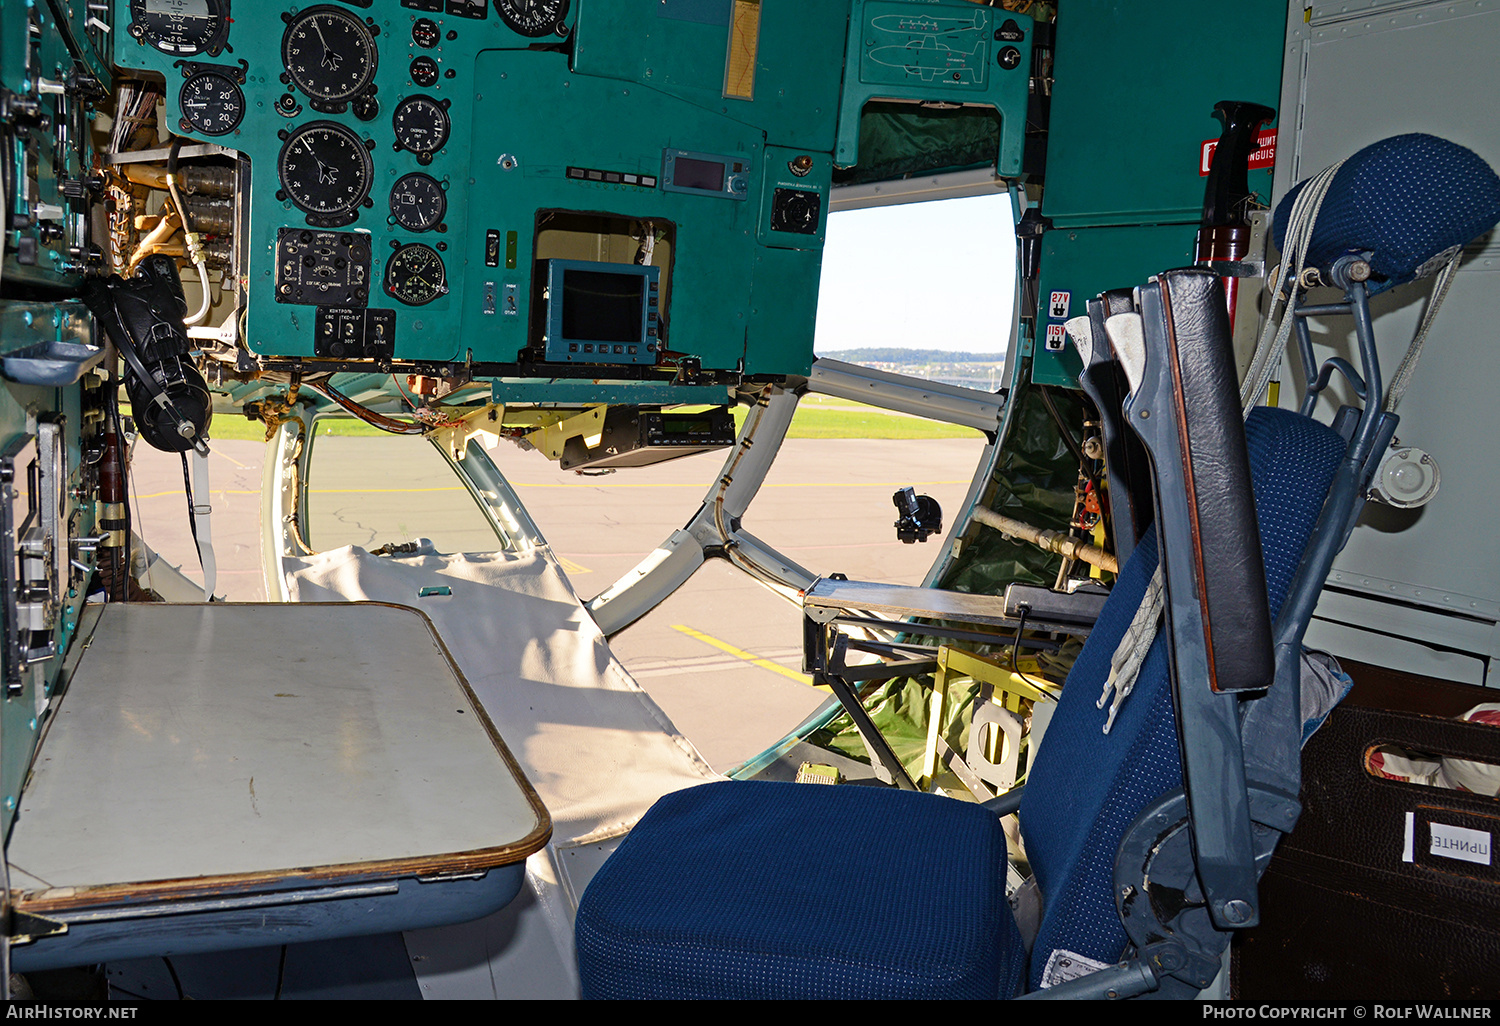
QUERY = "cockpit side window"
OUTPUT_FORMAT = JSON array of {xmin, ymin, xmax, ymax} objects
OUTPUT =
[{"xmin": 814, "ymin": 190, "xmax": 1015, "ymax": 388}]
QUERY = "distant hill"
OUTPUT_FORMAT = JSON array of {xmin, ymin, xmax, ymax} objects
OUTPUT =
[{"xmin": 818, "ymin": 348, "xmax": 1003, "ymax": 364}]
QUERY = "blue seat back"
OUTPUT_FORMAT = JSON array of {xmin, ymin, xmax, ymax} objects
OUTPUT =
[{"xmin": 1017, "ymin": 406, "xmax": 1347, "ymax": 990}]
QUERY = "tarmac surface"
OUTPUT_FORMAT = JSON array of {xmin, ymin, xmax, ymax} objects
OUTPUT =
[{"xmin": 128, "ymin": 432, "xmax": 989, "ymax": 771}]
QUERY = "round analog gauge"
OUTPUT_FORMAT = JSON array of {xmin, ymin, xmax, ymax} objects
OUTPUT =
[
  {"xmin": 178, "ymin": 70, "xmax": 245, "ymax": 136},
  {"xmin": 281, "ymin": 6, "xmax": 379, "ymax": 104},
  {"xmin": 392, "ymin": 95, "xmax": 450, "ymax": 161},
  {"xmin": 129, "ymin": 0, "xmax": 228, "ymax": 56},
  {"xmin": 389, "ymin": 173, "xmax": 447, "ymax": 233},
  {"xmin": 409, "ymin": 56, "xmax": 439, "ymax": 88},
  {"xmin": 411, "ymin": 17, "xmax": 440, "ymax": 49},
  {"xmin": 384, "ymin": 243, "xmax": 448, "ymax": 306},
  {"xmin": 278, "ymin": 121, "xmax": 374, "ymax": 224},
  {"xmin": 494, "ymin": 0, "xmax": 571, "ymax": 38}
]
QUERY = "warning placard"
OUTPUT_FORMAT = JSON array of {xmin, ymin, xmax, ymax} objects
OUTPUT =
[{"xmin": 1199, "ymin": 130, "xmax": 1278, "ymax": 176}]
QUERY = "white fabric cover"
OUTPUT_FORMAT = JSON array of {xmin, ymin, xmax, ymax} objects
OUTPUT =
[{"xmin": 283, "ymin": 545, "xmax": 719, "ymax": 848}]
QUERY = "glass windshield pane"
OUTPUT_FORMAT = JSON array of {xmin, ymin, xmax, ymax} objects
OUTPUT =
[{"xmin": 306, "ymin": 427, "xmax": 505, "ymax": 554}]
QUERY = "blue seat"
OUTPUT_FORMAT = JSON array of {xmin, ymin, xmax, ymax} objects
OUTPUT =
[
  {"xmin": 578, "ymin": 134, "xmax": 1500, "ymax": 1000},
  {"xmin": 576, "ymin": 405, "xmax": 1346, "ymax": 1000}
]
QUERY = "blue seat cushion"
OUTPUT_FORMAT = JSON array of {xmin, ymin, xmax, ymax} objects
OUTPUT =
[{"xmin": 576, "ymin": 779, "xmax": 1026, "ymax": 999}]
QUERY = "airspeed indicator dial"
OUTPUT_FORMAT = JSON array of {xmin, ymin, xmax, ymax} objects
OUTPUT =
[
  {"xmin": 278, "ymin": 121, "xmax": 374, "ymax": 226},
  {"xmin": 494, "ymin": 0, "xmax": 571, "ymax": 38},
  {"xmin": 392, "ymin": 95, "xmax": 451, "ymax": 164},
  {"xmin": 384, "ymin": 243, "xmax": 448, "ymax": 306}
]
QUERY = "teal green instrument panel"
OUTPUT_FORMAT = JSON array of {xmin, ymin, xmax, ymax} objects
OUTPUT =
[
  {"xmin": 111, "ymin": 0, "xmax": 845, "ymax": 378},
  {"xmin": 1031, "ymin": 223, "xmax": 1197, "ymax": 388},
  {"xmin": 837, "ymin": 0, "xmax": 1032, "ymax": 175}
]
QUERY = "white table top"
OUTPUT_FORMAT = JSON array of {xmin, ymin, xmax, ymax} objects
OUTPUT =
[{"xmin": 8, "ymin": 602, "xmax": 550, "ymax": 913}]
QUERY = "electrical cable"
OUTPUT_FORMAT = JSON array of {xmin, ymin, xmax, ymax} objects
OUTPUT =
[
  {"xmin": 109, "ymin": 391, "xmax": 131, "ymax": 600},
  {"xmin": 161, "ymin": 957, "xmax": 184, "ymax": 1000},
  {"xmin": 1037, "ymin": 385, "xmax": 1099, "ymax": 490},
  {"xmin": 166, "ymin": 139, "xmax": 212, "ymax": 326},
  {"xmin": 391, "ymin": 373, "xmax": 462, "ymax": 427},
  {"xmin": 305, "ymin": 380, "xmax": 426, "ymax": 435},
  {"xmin": 0, "ymin": 126, "xmax": 11, "ymax": 295}
]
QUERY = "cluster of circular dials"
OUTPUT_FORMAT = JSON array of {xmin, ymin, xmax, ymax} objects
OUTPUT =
[
  {"xmin": 494, "ymin": 0, "xmax": 572, "ymax": 37},
  {"xmin": 178, "ymin": 69, "xmax": 245, "ymax": 136},
  {"xmin": 392, "ymin": 95, "xmax": 451, "ymax": 165},
  {"xmin": 129, "ymin": 0, "xmax": 230, "ymax": 56},
  {"xmin": 281, "ymin": 5, "xmax": 379, "ymax": 108},
  {"xmin": 276, "ymin": 121, "xmax": 375, "ymax": 227},
  {"xmin": 267, "ymin": 0, "xmax": 458, "ymax": 303},
  {"xmin": 384, "ymin": 242, "xmax": 448, "ymax": 306}
]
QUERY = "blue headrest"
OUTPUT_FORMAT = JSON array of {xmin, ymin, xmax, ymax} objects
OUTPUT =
[{"xmin": 1273, "ymin": 134, "xmax": 1500, "ymax": 294}]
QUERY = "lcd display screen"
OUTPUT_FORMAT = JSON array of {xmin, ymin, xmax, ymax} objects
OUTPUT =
[
  {"xmin": 562, "ymin": 270, "xmax": 645, "ymax": 344},
  {"xmin": 673, "ymin": 156, "xmax": 726, "ymax": 192}
]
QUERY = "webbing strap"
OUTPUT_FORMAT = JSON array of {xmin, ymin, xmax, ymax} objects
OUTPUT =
[{"xmin": 1384, "ymin": 251, "xmax": 1461, "ymax": 414}]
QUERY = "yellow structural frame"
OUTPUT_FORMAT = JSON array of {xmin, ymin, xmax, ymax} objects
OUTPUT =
[{"xmin": 921, "ymin": 645, "xmax": 1062, "ymax": 794}]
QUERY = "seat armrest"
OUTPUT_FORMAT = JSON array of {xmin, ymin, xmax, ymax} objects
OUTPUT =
[
  {"xmin": 1127, "ymin": 267, "xmax": 1270, "ymax": 930},
  {"xmin": 1134, "ymin": 269, "xmax": 1273, "ymax": 694}
]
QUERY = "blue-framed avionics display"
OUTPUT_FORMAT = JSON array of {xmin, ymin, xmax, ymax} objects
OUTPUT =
[{"xmin": 542, "ymin": 259, "xmax": 662, "ymax": 366}]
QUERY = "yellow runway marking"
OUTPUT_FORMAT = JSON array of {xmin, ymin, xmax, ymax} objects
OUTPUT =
[
  {"xmin": 671, "ymin": 624, "xmax": 827, "ymax": 691},
  {"xmin": 210, "ymin": 448, "xmax": 253, "ymax": 470},
  {"xmin": 138, "ymin": 485, "xmax": 471, "ymax": 499},
  {"xmin": 307, "ymin": 487, "xmax": 469, "ymax": 494},
  {"xmin": 139, "ymin": 481, "xmax": 966, "ymax": 497},
  {"xmin": 555, "ymin": 556, "xmax": 592, "ymax": 575}
]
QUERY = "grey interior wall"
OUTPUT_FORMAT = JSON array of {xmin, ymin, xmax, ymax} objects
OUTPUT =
[{"xmin": 1276, "ymin": 0, "xmax": 1500, "ymax": 684}]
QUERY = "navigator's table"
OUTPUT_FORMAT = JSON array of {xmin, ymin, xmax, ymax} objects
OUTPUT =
[{"xmin": 5, "ymin": 602, "xmax": 550, "ymax": 969}]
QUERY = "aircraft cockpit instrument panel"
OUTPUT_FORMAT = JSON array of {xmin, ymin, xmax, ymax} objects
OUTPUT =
[{"xmin": 106, "ymin": 0, "xmax": 1033, "ymax": 383}]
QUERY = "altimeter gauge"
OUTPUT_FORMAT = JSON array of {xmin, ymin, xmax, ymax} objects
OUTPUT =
[
  {"xmin": 129, "ymin": 0, "xmax": 230, "ymax": 57},
  {"xmin": 384, "ymin": 243, "xmax": 448, "ymax": 306},
  {"xmin": 389, "ymin": 173, "xmax": 447, "ymax": 233},
  {"xmin": 281, "ymin": 5, "xmax": 379, "ymax": 105},
  {"xmin": 493, "ymin": 0, "xmax": 571, "ymax": 38},
  {"xmin": 178, "ymin": 69, "xmax": 245, "ymax": 136},
  {"xmin": 277, "ymin": 121, "xmax": 374, "ymax": 226}
]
